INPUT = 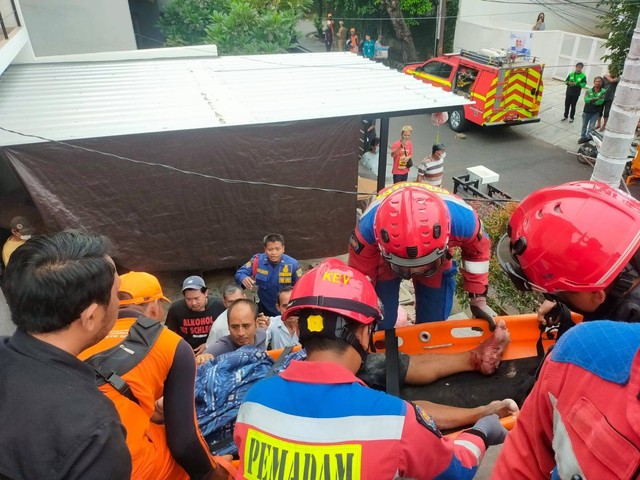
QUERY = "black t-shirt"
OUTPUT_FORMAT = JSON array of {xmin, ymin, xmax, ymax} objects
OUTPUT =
[{"xmin": 165, "ymin": 297, "xmax": 225, "ymax": 350}]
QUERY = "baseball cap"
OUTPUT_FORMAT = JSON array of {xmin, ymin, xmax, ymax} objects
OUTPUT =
[
  {"xmin": 10, "ymin": 216, "xmax": 35, "ymax": 235},
  {"xmin": 432, "ymin": 143, "xmax": 446, "ymax": 154},
  {"xmin": 181, "ymin": 275, "xmax": 207, "ymax": 292},
  {"xmin": 119, "ymin": 271, "xmax": 170, "ymax": 306}
]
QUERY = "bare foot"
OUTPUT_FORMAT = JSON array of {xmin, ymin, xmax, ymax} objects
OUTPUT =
[
  {"xmin": 470, "ymin": 319, "xmax": 510, "ymax": 375},
  {"xmin": 486, "ymin": 398, "xmax": 519, "ymax": 418},
  {"xmin": 599, "ymin": 125, "xmax": 606, "ymax": 132}
]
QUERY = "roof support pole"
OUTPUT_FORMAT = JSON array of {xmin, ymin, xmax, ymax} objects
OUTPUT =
[{"xmin": 377, "ymin": 117, "xmax": 390, "ymax": 192}]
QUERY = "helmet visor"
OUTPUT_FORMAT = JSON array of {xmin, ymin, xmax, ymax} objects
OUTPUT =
[
  {"xmin": 388, "ymin": 257, "xmax": 444, "ymax": 280},
  {"xmin": 496, "ymin": 234, "xmax": 548, "ymax": 293}
]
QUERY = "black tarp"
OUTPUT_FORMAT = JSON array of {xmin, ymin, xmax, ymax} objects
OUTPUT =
[{"xmin": 1, "ymin": 117, "xmax": 362, "ymax": 271}]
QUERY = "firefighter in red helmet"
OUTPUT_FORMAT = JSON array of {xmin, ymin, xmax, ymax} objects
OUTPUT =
[
  {"xmin": 498, "ymin": 180, "xmax": 640, "ymax": 328},
  {"xmin": 349, "ymin": 182, "xmax": 494, "ymax": 329},
  {"xmin": 494, "ymin": 181, "xmax": 640, "ymax": 478},
  {"xmin": 234, "ymin": 258, "xmax": 507, "ymax": 479}
]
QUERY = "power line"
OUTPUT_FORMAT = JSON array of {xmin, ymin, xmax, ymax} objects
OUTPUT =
[
  {"xmin": 0, "ymin": 126, "xmax": 375, "ymax": 196},
  {"xmin": 0, "ymin": 125, "xmax": 527, "ymax": 203}
]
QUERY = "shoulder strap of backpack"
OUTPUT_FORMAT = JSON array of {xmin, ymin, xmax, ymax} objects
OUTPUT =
[
  {"xmin": 84, "ymin": 316, "xmax": 165, "ymax": 405},
  {"xmin": 252, "ymin": 255, "xmax": 260, "ymax": 277}
]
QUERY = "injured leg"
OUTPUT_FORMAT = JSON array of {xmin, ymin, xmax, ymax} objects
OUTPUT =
[
  {"xmin": 404, "ymin": 319, "xmax": 510, "ymax": 384},
  {"xmin": 469, "ymin": 319, "xmax": 510, "ymax": 375},
  {"xmin": 414, "ymin": 398, "xmax": 518, "ymax": 430}
]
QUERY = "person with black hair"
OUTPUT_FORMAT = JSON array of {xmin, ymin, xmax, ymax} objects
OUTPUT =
[
  {"xmin": 561, "ymin": 62, "xmax": 587, "ymax": 122},
  {"xmin": 165, "ymin": 275, "xmax": 225, "ymax": 355},
  {"xmin": 235, "ymin": 233, "xmax": 303, "ymax": 317},
  {"xmin": 0, "ymin": 231, "xmax": 131, "ymax": 479}
]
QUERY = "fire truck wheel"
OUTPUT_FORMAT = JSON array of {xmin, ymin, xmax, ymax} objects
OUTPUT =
[{"xmin": 449, "ymin": 109, "xmax": 469, "ymax": 132}]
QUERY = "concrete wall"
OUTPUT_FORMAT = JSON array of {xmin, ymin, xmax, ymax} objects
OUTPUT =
[
  {"xmin": 458, "ymin": 0, "xmax": 606, "ymax": 36},
  {"xmin": 17, "ymin": 0, "xmax": 136, "ymax": 57},
  {"xmin": 454, "ymin": 20, "xmax": 609, "ymax": 82}
]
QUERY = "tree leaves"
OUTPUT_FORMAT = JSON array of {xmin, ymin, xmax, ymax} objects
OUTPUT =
[
  {"xmin": 158, "ymin": 0, "xmax": 310, "ymax": 54},
  {"xmin": 597, "ymin": 1, "xmax": 639, "ymax": 76}
]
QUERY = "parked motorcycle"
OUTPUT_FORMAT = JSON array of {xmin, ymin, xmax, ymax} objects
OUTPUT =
[{"xmin": 576, "ymin": 129, "xmax": 636, "ymax": 177}]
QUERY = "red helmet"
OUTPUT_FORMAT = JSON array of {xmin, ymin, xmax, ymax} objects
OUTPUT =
[
  {"xmin": 283, "ymin": 258, "xmax": 381, "ymax": 325},
  {"xmin": 374, "ymin": 186, "xmax": 450, "ymax": 279},
  {"xmin": 498, "ymin": 181, "xmax": 640, "ymax": 293}
]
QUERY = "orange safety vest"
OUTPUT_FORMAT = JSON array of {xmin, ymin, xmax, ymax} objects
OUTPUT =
[{"xmin": 80, "ymin": 317, "xmax": 194, "ymax": 480}]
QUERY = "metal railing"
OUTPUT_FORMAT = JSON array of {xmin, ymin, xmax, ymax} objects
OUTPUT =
[
  {"xmin": 452, "ymin": 174, "xmax": 513, "ymax": 206},
  {"xmin": 0, "ymin": 0, "xmax": 20, "ymax": 41}
]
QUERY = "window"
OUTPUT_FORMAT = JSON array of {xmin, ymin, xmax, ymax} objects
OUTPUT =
[{"xmin": 419, "ymin": 61, "xmax": 454, "ymax": 80}]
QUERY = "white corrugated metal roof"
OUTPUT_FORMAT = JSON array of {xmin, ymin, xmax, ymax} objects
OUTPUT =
[{"xmin": 0, "ymin": 51, "xmax": 470, "ymax": 146}]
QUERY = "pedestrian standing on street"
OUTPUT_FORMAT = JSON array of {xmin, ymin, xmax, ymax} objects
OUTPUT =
[
  {"xmin": 596, "ymin": 66, "xmax": 619, "ymax": 132},
  {"xmin": 337, "ymin": 20, "xmax": 347, "ymax": 51},
  {"xmin": 362, "ymin": 34, "xmax": 375, "ymax": 59},
  {"xmin": 323, "ymin": 14, "xmax": 334, "ymax": 52},
  {"xmin": 561, "ymin": 62, "xmax": 587, "ymax": 123},
  {"xmin": 578, "ymin": 76, "xmax": 606, "ymax": 144},
  {"xmin": 391, "ymin": 125, "xmax": 413, "ymax": 183},
  {"xmin": 360, "ymin": 137, "xmax": 380, "ymax": 173},
  {"xmin": 417, "ymin": 143, "xmax": 446, "ymax": 187},
  {"xmin": 347, "ymin": 27, "xmax": 359, "ymax": 54}
]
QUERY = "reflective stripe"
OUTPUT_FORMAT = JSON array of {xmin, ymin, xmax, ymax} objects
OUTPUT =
[
  {"xmin": 454, "ymin": 439, "xmax": 482, "ymax": 464},
  {"xmin": 550, "ymin": 393, "xmax": 586, "ymax": 479},
  {"xmin": 238, "ymin": 401, "xmax": 406, "ymax": 443},
  {"xmin": 461, "ymin": 260, "xmax": 490, "ymax": 274}
]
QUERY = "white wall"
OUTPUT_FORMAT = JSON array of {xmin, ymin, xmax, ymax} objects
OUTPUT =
[
  {"xmin": 17, "ymin": 0, "xmax": 136, "ymax": 57},
  {"xmin": 458, "ymin": 0, "xmax": 606, "ymax": 37},
  {"xmin": 454, "ymin": 20, "xmax": 609, "ymax": 82},
  {"xmin": 0, "ymin": 26, "xmax": 27, "ymax": 75}
]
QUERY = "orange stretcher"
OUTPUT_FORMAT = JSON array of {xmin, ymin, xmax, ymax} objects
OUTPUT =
[{"xmin": 217, "ymin": 313, "xmax": 581, "ymax": 476}]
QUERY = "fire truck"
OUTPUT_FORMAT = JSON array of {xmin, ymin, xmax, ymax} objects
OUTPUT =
[{"xmin": 403, "ymin": 49, "xmax": 544, "ymax": 132}]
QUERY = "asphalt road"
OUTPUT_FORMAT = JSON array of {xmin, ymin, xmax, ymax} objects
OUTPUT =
[{"xmin": 382, "ymin": 114, "xmax": 593, "ymax": 200}]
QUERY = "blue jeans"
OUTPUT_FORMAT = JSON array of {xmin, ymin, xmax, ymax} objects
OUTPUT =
[
  {"xmin": 581, "ymin": 111, "xmax": 599, "ymax": 139},
  {"xmin": 375, "ymin": 263, "xmax": 457, "ymax": 329}
]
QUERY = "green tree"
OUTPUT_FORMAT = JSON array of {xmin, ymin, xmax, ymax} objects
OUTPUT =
[
  {"xmin": 159, "ymin": 0, "xmax": 310, "ymax": 54},
  {"xmin": 159, "ymin": 0, "xmax": 227, "ymax": 46},
  {"xmin": 597, "ymin": 2, "xmax": 640, "ymax": 75}
]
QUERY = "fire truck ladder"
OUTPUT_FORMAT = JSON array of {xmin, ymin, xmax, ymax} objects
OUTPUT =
[{"xmin": 459, "ymin": 49, "xmax": 505, "ymax": 67}]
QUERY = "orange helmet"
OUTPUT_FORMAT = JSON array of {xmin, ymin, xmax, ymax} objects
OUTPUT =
[
  {"xmin": 498, "ymin": 181, "xmax": 640, "ymax": 293},
  {"xmin": 374, "ymin": 186, "xmax": 450, "ymax": 279}
]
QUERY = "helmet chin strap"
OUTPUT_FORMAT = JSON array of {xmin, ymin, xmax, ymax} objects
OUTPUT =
[
  {"xmin": 335, "ymin": 316, "xmax": 369, "ymax": 365},
  {"xmin": 583, "ymin": 261, "xmax": 640, "ymax": 321}
]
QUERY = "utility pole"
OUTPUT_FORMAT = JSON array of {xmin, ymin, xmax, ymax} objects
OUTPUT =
[
  {"xmin": 436, "ymin": 0, "xmax": 447, "ymax": 56},
  {"xmin": 592, "ymin": 14, "xmax": 640, "ymax": 187}
]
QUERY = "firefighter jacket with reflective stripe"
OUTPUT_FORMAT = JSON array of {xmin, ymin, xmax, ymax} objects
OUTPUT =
[
  {"xmin": 235, "ymin": 253, "xmax": 303, "ymax": 316},
  {"xmin": 234, "ymin": 360, "xmax": 488, "ymax": 479},
  {"xmin": 349, "ymin": 183, "xmax": 490, "ymax": 293},
  {"xmin": 492, "ymin": 321, "xmax": 640, "ymax": 479}
]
